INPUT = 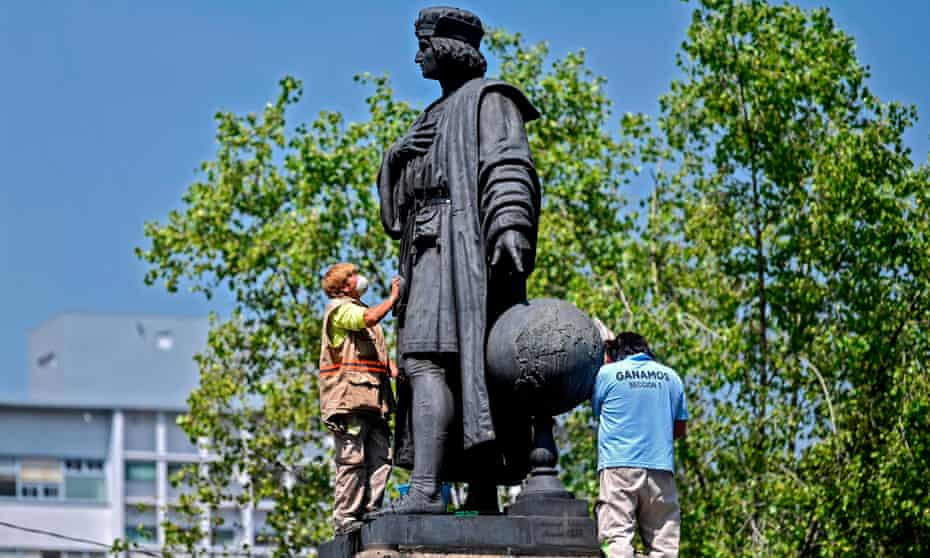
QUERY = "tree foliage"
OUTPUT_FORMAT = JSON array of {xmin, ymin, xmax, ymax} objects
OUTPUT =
[
  {"xmin": 654, "ymin": 1, "xmax": 930, "ymax": 555},
  {"xmin": 136, "ymin": 1, "xmax": 930, "ymax": 556},
  {"xmin": 571, "ymin": 0, "xmax": 929, "ymax": 555}
]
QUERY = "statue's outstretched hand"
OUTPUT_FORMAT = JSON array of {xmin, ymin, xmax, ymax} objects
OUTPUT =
[
  {"xmin": 389, "ymin": 120, "xmax": 437, "ymax": 165},
  {"xmin": 490, "ymin": 229, "xmax": 532, "ymax": 277}
]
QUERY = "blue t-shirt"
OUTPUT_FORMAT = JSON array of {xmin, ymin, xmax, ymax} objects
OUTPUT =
[{"xmin": 592, "ymin": 353, "xmax": 688, "ymax": 472}]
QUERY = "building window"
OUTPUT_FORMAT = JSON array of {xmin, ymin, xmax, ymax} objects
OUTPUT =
[
  {"xmin": 125, "ymin": 524, "xmax": 157, "ymax": 544},
  {"xmin": 165, "ymin": 507, "xmax": 199, "ymax": 540},
  {"xmin": 61, "ymin": 459, "xmax": 106, "ymax": 502},
  {"xmin": 19, "ymin": 459, "xmax": 63, "ymax": 501},
  {"xmin": 125, "ymin": 461, "xmax": 156, "ymax": 498},
  {"xmin": 213, "ymin": 528, "xmax": 237, "ymax": 546},
  {"xmin": 166, "ymin": 462, "xmax": 188, "ymax": 478},
  {"xmin": 64, "ymin": 458, "xmax": 103, "ymax": 473},
  {"xmin": 125, "ymin": 505, "xmax": 158, "ymax": 543},
  {"xmin": 19, "ymin": 482, "xmax": 60, "ymax": 499},
  {"xmin": 213, "ymin": 509, "xmax": 241, "ymax": 547},
  {"xmin": 126, "ymin": 461, "xmax": 156, "ymax": 481},
  {"xmin": 253, "ymin": 510, "xmax": 275, "ymax": 546},
  {"xmin": 125, "ymin": 411, "xmax": 156, "ymax": 452},
  {"xmin": 65, "ymin": 476, "xmax": 105, "ymax": 501},
  {"xmin": 166, "ymin": 413, "xmax": 197, "ymax": 454},
  {"xmin": 20, "ymin": 459, "xmax": 62, "ymax": 483},
  {"xmin": 0, "ymin": 458, "xmax": 16, "ymax": 497},
  {"xmin": 166, "ymin": 462, "xmax": 196, "ymax": 500},
  {"xmin": 0, "ymin": 477, "xmax": 15, "ymax": 497}
]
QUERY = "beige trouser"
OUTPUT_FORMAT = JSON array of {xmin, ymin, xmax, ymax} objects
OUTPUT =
[
  {"xmin": 596, "ymin": 467, "xmax": 680, "ymax": 558},
  {"xmin": 332, "ymin": 414, "xmax": 392, "ymax": 530}
]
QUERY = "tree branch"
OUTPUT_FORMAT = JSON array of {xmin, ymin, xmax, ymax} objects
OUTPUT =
[
  {"xmin": 729, "ymin": 31, "xmax": 770, "ymax": 461},
  {"xmin": 799, "ymin": 355, "xmax": 838, "ymax": 436}
]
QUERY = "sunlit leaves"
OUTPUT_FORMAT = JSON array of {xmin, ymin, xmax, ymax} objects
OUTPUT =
[{"xmin": 650, "ymin": 1, "xmax": 930, "ymax": 556}]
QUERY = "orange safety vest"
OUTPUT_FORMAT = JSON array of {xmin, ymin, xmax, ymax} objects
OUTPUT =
[{"xmin": 318, "ymin": 297, "xmax": 394, "ymax": 427}]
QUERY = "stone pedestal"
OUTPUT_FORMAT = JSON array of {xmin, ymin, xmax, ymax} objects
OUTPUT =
[
  {"xmin": 354, "ymin": 553, "xmax": 596, "ymax": 558},
  {"xmin": 318, "ymin": 514, "xmax": 600, "ymax": 558}
]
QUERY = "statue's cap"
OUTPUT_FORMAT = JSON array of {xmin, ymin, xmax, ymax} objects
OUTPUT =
[{"xmin": 415, "ymin": 6, "xmax": 484, "ymax": 49}]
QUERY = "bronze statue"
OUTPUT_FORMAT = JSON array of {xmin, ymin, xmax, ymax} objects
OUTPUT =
[{"xmin": 375, "ymin": 6, "xmax": 541, "ymax": 514}]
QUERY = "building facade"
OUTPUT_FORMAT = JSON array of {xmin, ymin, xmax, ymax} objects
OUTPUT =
[{"xmin": 0, "ymin": 314, "xmax": 272, "ymax": 556}]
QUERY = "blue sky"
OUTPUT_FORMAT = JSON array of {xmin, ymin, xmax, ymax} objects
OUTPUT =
[{"xmin": 1, "ymin": 1, "xmax": 928, "ymax": 398}]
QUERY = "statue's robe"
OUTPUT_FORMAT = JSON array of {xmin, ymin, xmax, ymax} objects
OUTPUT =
[{"xmin": 378, "ymin": 78, "xmax": 541, "ymax": 483}]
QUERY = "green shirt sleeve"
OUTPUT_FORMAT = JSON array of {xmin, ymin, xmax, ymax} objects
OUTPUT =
[{"xmin": 328, "ymin": 303, "xmax": 367, "ymax": 347}]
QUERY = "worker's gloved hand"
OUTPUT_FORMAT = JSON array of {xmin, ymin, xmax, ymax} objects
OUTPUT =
[
  {"xmin": 390, "ymin": 276, "xmax": 402, "ymax": 302},
  {"xmin": 490, "ymin": 229, "xmax": 532, "ymax": 277}
]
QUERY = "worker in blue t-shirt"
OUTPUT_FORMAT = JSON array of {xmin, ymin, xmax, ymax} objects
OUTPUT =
[{"xmin": 591, "ymin": 331, "xmax": 688, "ymax": 558}]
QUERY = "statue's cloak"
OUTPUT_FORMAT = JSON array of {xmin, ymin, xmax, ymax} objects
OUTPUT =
[{"xmin": 378, "ymin": 78, "xmax": 540, "ymax": 482}]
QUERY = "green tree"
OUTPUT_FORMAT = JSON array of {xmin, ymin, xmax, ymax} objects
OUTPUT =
[{"xmin": 612, "ymin": 0, "xmax": 930, "ymax": 556}]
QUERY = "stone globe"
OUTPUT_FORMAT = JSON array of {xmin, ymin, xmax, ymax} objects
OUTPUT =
[{"xmin": 486, "ymin": 298, "xmax": 603, "ymax": 417}]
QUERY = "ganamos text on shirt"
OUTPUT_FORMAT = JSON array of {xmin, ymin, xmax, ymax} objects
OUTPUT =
[{"xmin": 614, "ymin": 368, "xmax": 671, "ymax": 390}]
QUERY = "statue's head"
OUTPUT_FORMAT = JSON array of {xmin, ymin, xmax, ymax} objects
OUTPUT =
[{"xmin": 414, "ymin": 6, "xmax": 487, "ymax": 81}]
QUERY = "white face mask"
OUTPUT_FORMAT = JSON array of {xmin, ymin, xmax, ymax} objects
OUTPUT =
[{"xmin": 353, "ymin": 275, "xmax": 369, "ymax": 296}]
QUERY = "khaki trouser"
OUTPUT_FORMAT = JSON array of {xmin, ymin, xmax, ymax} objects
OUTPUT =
[
  {"xmin": 596, "ymin": 467, "xmax": 680, "ymax": 558},
  {"xmin": 332, "ymin": 414, "xmax": 392, "ymax": 530}
]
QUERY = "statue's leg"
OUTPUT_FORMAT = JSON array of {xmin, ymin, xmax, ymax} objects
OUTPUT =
[
  {"xmin": 371, "ymin": 354, "xmax": 451, "ymax": 515},
  {"xmin": 407, "ymin": 354, "xmax": 453, "ymax": 502}
]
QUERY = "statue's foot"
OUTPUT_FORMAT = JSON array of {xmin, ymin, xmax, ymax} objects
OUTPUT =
[{"xmin": 366, "ymin": 489, "xmax": 446, "ymax": 518}]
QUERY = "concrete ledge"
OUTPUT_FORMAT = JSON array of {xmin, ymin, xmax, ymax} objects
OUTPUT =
[
  {"xmin": 318, "ymin": 514, "xmax": 601, "ymax": 558},
  {"xmin": 355, "ymin": 553, "xmax": 598, "ymax": 558}
]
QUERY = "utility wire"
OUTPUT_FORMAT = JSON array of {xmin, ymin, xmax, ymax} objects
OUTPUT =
[
  {"xmin": 0, "ymin": 520, "xmax": 273, "ymax": 557},
  {"xmin": 0, "ymin": 520, "xmax": 157, "ymax": 556}
]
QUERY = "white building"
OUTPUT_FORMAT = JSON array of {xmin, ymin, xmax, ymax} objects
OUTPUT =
[{"xmin": 0, "ymin": 313, "xmax": 273, "ymax": 556}]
